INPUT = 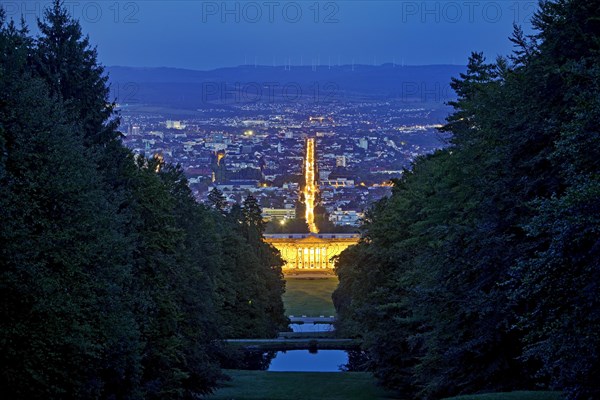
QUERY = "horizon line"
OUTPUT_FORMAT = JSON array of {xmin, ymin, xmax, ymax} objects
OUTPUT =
[{"xmin": 106, "ymin": 63, "xmax": 467, "ymax": 72}]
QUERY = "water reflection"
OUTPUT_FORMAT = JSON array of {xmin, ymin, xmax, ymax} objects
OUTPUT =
[
  {"xmin": 289, "ymin": 323, "xmax": 334, "ymax": 333},
  {"xmin": 268, "ymin": 350, "xmax": 347, "ymax": 372},
  {"xmin": 229, "ymin": 349, "xmax": 370, "ymax": 372}
]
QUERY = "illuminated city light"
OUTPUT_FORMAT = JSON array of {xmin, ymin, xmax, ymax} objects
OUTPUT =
[
  {"xmin": 153, "ymin": 153, "xmax": 164, "ymax": 173},
  {"xmin": 216, "ymin": 151, "xmax": 225, "ymax": 166},
  {"xmin": 303, "ymin": 138, "xmax": 319, "ymax": 233}
]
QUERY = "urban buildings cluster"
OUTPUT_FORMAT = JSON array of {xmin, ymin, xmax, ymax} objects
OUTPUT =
[{"xmin": 119, "ymin": 99, "xmax": 448, "ymax": 227}]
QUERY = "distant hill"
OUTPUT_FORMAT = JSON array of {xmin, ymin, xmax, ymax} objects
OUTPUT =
[{"xmin": 106, "ymin": 64, "xmax": 465, "ymax": 109}]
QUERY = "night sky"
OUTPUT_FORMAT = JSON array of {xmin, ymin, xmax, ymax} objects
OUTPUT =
[{"xmin": 7, "ymin": 1, "xmax": 537, "ymax": 69}]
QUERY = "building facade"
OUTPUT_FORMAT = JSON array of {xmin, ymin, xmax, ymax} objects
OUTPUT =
[
  {"xmin": 262, "ymin": 208, "xmax": 296, "ymax": 221},
  {"xmin": 264, "ymin": 233, "xmax": 360, "ymax": 272}
]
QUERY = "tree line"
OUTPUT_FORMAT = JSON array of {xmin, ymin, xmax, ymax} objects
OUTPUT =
[
  {"xmin": 0, "ymin": 2, "xmax": 287, "ymax": 398},
  {"xmin": 333, "ymin": 1, "xmax": 599, "ymax": 399}
]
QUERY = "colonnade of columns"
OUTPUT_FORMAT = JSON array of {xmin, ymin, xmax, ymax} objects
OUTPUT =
[
  {"xmin": 293, "ymin": 246, "xmax": 329, "ymax": 269},
  {"xmin": 265, "ymin": 237, "xmax": 360, "ymax": 272}
]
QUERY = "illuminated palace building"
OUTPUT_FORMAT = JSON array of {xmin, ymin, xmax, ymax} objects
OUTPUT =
[
  {"xmin": 264, "ymin": 138, "xmax": 359, "ymax": 273},
  {"xmin": 264, "ymin": 233, "xmax": 360, "ymax": 271}
]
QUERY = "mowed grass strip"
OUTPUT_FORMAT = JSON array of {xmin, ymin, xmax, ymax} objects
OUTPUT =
[
  {"xmin": 283, "ymin": 277, "xmax": 338, "ymax": 317},
  {"xmin": 442, "ymin": 391, "xmax": 563, "ymax": 400},
  {"xmin": 208, "ymin": 370, "xmax": 398, "ymax": 400}
]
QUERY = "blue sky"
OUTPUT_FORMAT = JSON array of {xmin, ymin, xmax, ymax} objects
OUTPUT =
[{"xmin": 7, "ymin": 1, "xmax": 538, "ymax": 70}]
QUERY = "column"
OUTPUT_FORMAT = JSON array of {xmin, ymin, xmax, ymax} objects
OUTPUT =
[
  {"xmin": 304, "ymin": 248, "xmax": 308, "ymax": 268},
  {"xmin": 316, "ymin": 247, "xmax": 321, "ymax": 269},
  {"xmin": 294, "ymin": 246, "xmax": 299, "ymax": 269}
]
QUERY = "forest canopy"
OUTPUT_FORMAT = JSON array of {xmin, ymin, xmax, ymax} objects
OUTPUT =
[
  {"xmin": 0, "ymin": 2, "xmax": 287, "ymax": 398},
  {"xmin": 333, "ymin": 1, "xmax": 599, "ymax": 399}
]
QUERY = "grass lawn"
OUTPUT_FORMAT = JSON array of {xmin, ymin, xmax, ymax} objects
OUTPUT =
[
  {"xmin": 207, "ymin": 370, "xmax": 397, "ymax": 400},
  {"xmin": 443, "ymin": 391, "xmax": 563, "ymax": 400},
  {"xmin": 283, "ymin": 277, "xmax": 338, "ymax": 317}
]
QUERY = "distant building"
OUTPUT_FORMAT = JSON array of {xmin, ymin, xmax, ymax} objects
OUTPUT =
[
  {"xmin": 329, "ymin": 209, "xmax": 362, "ymax": 226},
  {"xmin": 214, "ymin": 180, "xmax": 259, "ymax": 191},
  {"xmin": 262, "ymin": 208, "xmax": 296, "ymax": 221},
  {"xmin": 319, "ymin": 170, "xmax": 331, "ymax": 180},
  {"xmin": 166, "ymin": 120, "xmax": 185, "ymax": 130},
  {"xmin": 149, "ymin": 131, "xmax": 164, "ymax": 139},
  {"xmin": 205, "ymin": 142, "xmax": 227, "ymax": 152},
  {"xmin": 321, "ymin": 178, "xmax": 354, "ymax": 188},
  {"xmin": 131, "ymin": 126, "xmax": 141, "ymax": 136},
  {"xmin": 358, "ymin": 138, "xmax": 368, "ymax": 150},
  {"xmin": 336, "ymin": 155, "xmax": 347, "ymax": 167},
  {"xmin": 264, "ymin": 233, "xmax": 360, "ymax": 271}
]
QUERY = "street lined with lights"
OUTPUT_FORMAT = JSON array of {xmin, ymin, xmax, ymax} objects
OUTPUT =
[{"xmin": 304, "ymin": 138, "xmax": 319, "ymax": 234}]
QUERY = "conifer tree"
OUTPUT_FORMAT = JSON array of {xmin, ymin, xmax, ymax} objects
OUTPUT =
[
  {"xmin": 0, "ymin": 15, "xmax": 139, "ymax": 397},
  {"xmin": 35, "ymin": 0, "xmax": 119, "ymax": 148},
  {"xmin": 208, "ymin": 187, "xmax": 227, "ymax": 212},
  {"xmin": 333, "ymin": 1, "xmax": 599, "ymax": 398}
]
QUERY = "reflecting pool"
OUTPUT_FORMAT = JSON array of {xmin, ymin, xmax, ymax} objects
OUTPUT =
[{"xmin": 267, "ymin": 350, "xmax": 347, "ymax": 372}]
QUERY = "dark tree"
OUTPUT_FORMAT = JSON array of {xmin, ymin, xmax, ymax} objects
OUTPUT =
[
  {"xmin": 208, "ymin": 187, "xmax": 227, "ymax": 212},
  {"xmin": 333, "ymin": 1, "xmax": 600, "ymax": 399},
  {"xmin": 1, "ymin": 3, "xmax": 290, "ymax": 398}
]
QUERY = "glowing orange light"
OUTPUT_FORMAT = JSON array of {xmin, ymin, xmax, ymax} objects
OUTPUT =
[
  {"xmin": 153, "ymin": 153, "xmax": 164, "ymax": 173},
  {"xmin": 217, "ymin": 152, "xmax": 225, "ymax": 166},
  {"xmin": 303, "ymin": 138, "xmax": 319, "ymax": 233}
]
